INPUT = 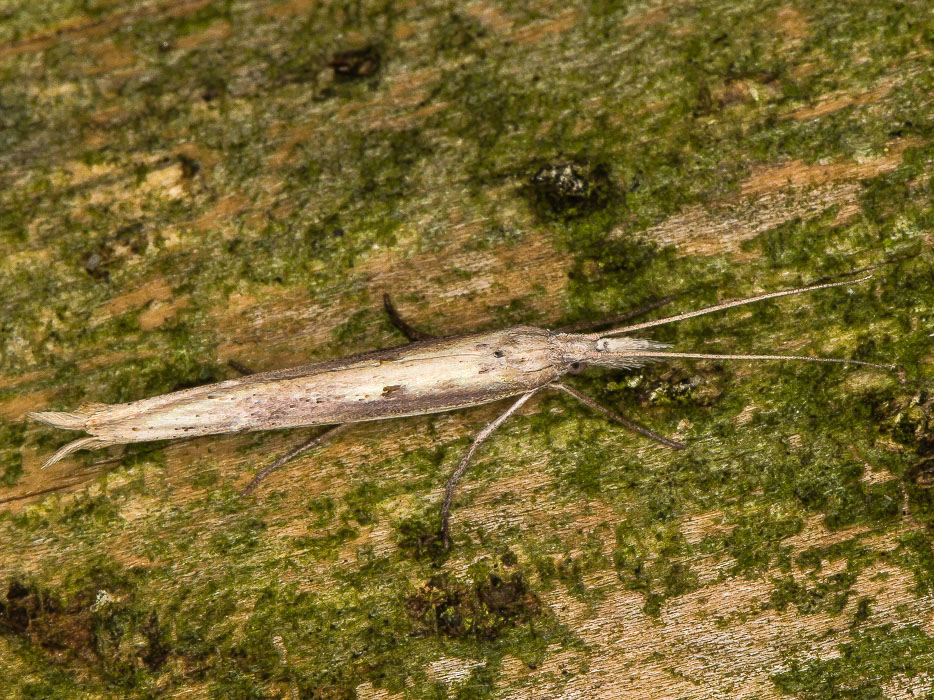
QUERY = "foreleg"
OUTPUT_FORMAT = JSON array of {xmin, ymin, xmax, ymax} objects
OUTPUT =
[
  {"xmin": 383, "ymin": 293, "xmax": 434, "ymax": 341},
  {"xmin": 548, "ymin": 382, "xmax": 685, "ymax": 450}
]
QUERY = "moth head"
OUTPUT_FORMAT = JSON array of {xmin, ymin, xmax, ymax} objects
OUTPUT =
[
  {"xmin": 550, "ymin": 334, "xmax": 669, "ymax": 370},
  {"xmin": 584, "ymin": 336, "xmax": 671, "ymax": 369},
  {"xmin": 553, "ymin": 332, "xmax": 891, "ymax": 373}
]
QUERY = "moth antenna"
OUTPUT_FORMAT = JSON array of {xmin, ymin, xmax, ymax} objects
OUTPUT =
[
  {"xmin": 589, "ymin": 275, "xmax": 872, "ymax": 339},
  {"xmin": 609, "ymin": 350, "xmax": 893, "ymax": 370}
]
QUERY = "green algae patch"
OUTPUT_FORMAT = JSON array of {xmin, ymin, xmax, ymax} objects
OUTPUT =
[
  {"xmin": 0, "ymin": 423, "xmax": 26, "ymax": 487},
  {"xmin": 722, "ymin": 509, "xmax": 804, "ymax": 577},
  {"xmin": 773, "ymin": 624, "xmax": 934, "ymax": 699},
  {"xmin": 894, "ymin": 532, "xmax": 934, "ymax": 597},
  {"xmin": 2, "ymin": 0, "xmax": 934, "ymax": 697},
  {"xmin": 0, "ymin": 558, "xmax": 168, "ymax": 694},
  {"xmin": 405, "ymin": 570, "xmax": 542, "ymax": 641},
  {"xmin": 768, "ymin": 571, "xmax": 858, "ymax": 616},
  {"xmin": 613, "ymin": 519, "xmax": 699, "ymax": 618},
  {"xmin": 395, "ymin": 507, "xmax": 448, "ymax": 564}
]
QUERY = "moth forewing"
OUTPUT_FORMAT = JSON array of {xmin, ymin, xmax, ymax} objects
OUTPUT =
[{"xmin": 29, "ymin": 326, "xmax": 568, "ymax": 466}]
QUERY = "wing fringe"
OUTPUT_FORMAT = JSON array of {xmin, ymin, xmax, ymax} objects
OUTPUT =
[
  {"xmin": 27, "ymin": 405, "xmax": 112, "ymax": 467},
  {"xmin": 27, "ymin": 410, "xmax": 88, "ymax": 430},
  {"xmin": 39, "ymin": 437, "xmax": 113, "ymax": 469}
]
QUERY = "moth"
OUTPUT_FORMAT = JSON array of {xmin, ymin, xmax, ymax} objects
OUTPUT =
[{"xmin": 29, "ymin": 276, "xmax": 888, "ymax": 547}]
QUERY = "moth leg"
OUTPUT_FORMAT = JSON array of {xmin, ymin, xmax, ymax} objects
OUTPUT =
[
  {"xmin": 556, "ymin": 295, "xmax": 677, "ymax": 334},
  {"xmin": 227, "ymin": 360, "xmax": 255, "ymax": 376},
  {"xmin": 441, "ymin": 390, "xmax": 541, "ymax": 549},
  {"xmin": 241, "ymin": 423, "xmax": 351, "ymax": 496},
  {"xmin": 383, "ymin": 293, "xmax": 434, "ymax": 341},
  {"xmin": 548, "ymin": 381, "xmax": 686, "ymax": 450}
]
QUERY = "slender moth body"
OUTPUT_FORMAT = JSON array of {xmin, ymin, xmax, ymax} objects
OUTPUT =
[
  {"xmin": 28, "ymin": 327, "xmax": 658, "ymax": 465},
  {"xmin": 28, "ymin": 275, "xmax": 891, "ymax": 547}
]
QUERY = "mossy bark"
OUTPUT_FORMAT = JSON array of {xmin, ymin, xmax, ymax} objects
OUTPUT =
[{"xmin": 2, "ymin": 1, "xmax": 934, "ymax": 697}]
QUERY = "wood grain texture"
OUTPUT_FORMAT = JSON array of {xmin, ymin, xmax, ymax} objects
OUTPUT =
[{"xmin": 1, "ymin": 1, "xmax": 932, "ymax": 698}]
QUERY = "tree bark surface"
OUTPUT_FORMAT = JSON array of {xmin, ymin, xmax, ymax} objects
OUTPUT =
[{"xmin": 1, "ymin": 1, "xmax": 933, "ymax": 698}]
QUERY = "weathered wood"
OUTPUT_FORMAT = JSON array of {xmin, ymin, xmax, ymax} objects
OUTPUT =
[{"xmin": 1, "ymin": 1, "xmax": 933, "ymax": 698}]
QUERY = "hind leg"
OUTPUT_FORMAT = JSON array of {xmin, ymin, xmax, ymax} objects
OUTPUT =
[{"xmin": 240, "ymin": 424, "xmax": 350, "ymax": 495}]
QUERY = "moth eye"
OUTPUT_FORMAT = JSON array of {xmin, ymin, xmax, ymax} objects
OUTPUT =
[
  {"xmin": 493, "ymin": 350, "xmax": 505, "ymax": 358},
  {"xmin": 570, "ymin": 362, "xmax": 581, "ymax": 371}
]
